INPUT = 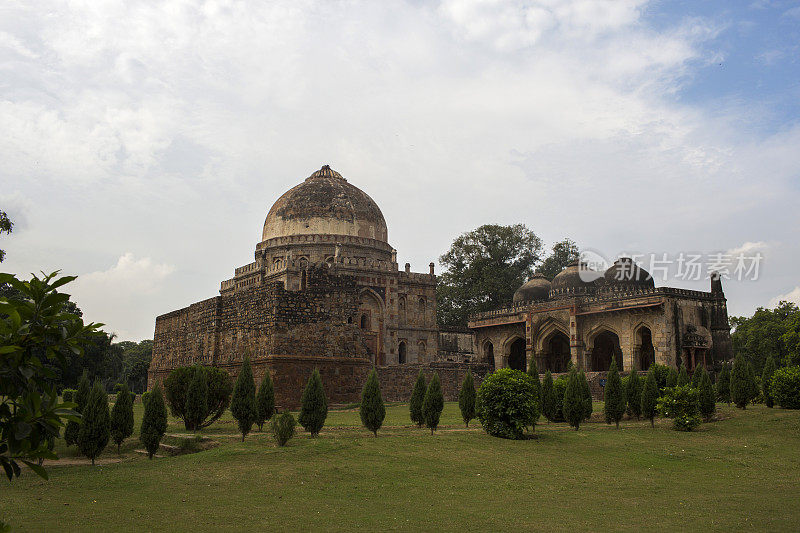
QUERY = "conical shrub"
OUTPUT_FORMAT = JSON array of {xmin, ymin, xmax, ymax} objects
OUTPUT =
[
  {"xmin": 231, "ymin": 357, "xmax": 257, "ymax": 440},
  {"xmin": 78, "ymin": 381, "xmax": 110, "ymax": 465},
  {"xmin": 677, "ymin": 364, "xmax": 690, "ymax": 387},
  {"xmin": 731, "ymin": 354, "xmax": 755, "ymax": 409},
  {"xmin": 140, "ymin": 382, "xmax": 168, "ymax": 459},
  {"xmin": 626, "ymin": 370, "xmax": 642, "ymax": 420},
  {"xmin": 255, "ymin": 372, "xmax": 275, "ymax": 431},
  {"xmin": 580, "ymin": 370, "xmax": 592, "ymax": 421},
  {"xmin": 185, "ymin": 366, "xmax": 208, "ymax": 431},
  {"xmin": 666, "ymin": 366, "xmax": 678, "ymax": 389},
  {"xmin": 110, "ymin": 383, "xmax": 134, "ymax": 453},
  {"xmin": 698, "ymin": 367, "xmax": 716, "ymax": 421},
  {"xmin": 563, "ymin": 369, "xmax": 583, "ymax": 430},
  {"xmin": 409, "ymin": 370, "xmax": 427, "ymax": 426},
  {"xmin": 603, "ymin": 358, "xmax": 626, "ymax": 429},
  {"xmin": 641, "ymin": 367, "xmax": 659, "ymax": 427},
  {"xmin": 716, "ymin": 363, "xmax": 731, "ymax": 404},
  {"xmin": 541, "ymin": 371, "xmax": 555, "ymax": 422},
  {"xmin": 422, "ymin": 372, "xmax": 444, "ymax": 434},
  {"xmin": 65, "ymin": 370, "xmax": 90, "ymax": 446},
  {"xmin": 458, "ymin": 369, "xmax": 477, "ymax": 427},
  {"xmin": 272, "ymin": 411, "xmax": 296, "ymax": 446},
  {"xmin": 298, "ymin": 369, "xmax": 328, "ymax": 437},
  {"xmin": 360, "ymin": 369, "xmax": 386, "ymax": 436}
]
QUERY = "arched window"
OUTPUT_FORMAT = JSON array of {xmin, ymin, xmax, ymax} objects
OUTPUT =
[
  {"xmin": 360, "ymin": 314, "xmax": 369, "ymax": 330},
  {"xmin": 399, "ymin": 341, "xmax": 407, "ymax": 364},
  {"xmin": 417, "ymin": 340, "xmax": 426, "ymax": 362},
  {"xmin": 418, "ymin": 298, "xmax": 426, "ymax": 312},
  {"xmin": 485, "ymin": 341, "xmax": 495, "ymax": 371},
  {"xmin": 347, "ymin": 316, "xmax": 353, "ymax": 324}
]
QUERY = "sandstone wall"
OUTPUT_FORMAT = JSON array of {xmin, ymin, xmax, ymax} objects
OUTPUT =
[{"xmin": 376, "ymin": 362, "xmax": 489, "ymax": 403}]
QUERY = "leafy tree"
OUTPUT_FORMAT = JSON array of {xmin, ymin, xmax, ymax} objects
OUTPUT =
[
  {"xmin": 164, "ymin": 365, "xmax": 233, "ymax": 430},
  {"xmin": 541, "ymin": 371, "xmax": 555, "ymax": 422},
  {"xmin": 580, "ymin": 370, "xmax": 592, "ymax": 421},
  {"xmin": 298, "ymin": 369, "xmax": 328, "ymax": 437},
  {"xmin": 110, "ymin": 383, "xmax": 134, "ymax": 453},
  {"xmin": 649, "ymin": 364, "xmax": 671, "ymax": 393},
  {"xmin": 641, "ymin": 367, "xmax": 659, "ymax": 427},
  {"xmin": 537, "ymin": 239, "xmax": 579, "ymax": 280},
  {"xmin": 458, "ymin": 369, "xmax": 477, "ymax": 427},
  {"xmin": 603, "ymin": 359, "xmax": 626, "ymax": 429},
  {"xmin": 0, "ymin": 210, "xmax": 12, "ymax": 262},
  {"xmin": 422, "ymin": 372, "xmax": 444, "ymax": 434},
  {"xmin": 1, "ymin": 271, "xmax": 100, "ymax": 480},
  {"xmin": 476, "ymin": 368, "xmax": 538, "ymax": 439},
  {"xmin": 65, "ymin": 370, "xmax": 91, "ymax": 446},
  {"xmin": 360, "ymin": 369, "xmax": 386, "ymax": 436},
  {"xmin": 771, "ymin": 366, "xmax": 800, "ymax": 409},
  {"xmin": 436, "ymin": 224, "xmax": 543, "ymax": 327},
  {"xmin": 698, "ymin": 367, "xmax": 716, "ymax": 421},
  {"xmin": 78, "ymin": 381, "xmax": 110, "ymax": 465},
  {"xmin": 272, "ymin": 412, "xmax": 296, "ymax": 446},
  {"xmin": 185, "ymin": 367, "xmax": 208, "ymax": 431},
  {"xmin": 527, "ymin": 359, "xmax": 542, "ymax": 427},
  {"xmin": 762, "ymin": 355, "xmax": 777, "ymax": 408},
  {"xmin": 731, "ymin": 354, "xmax": 756, "ymax": 409},
  {"xmin": 626, "ymin": 370, "xmax": 642, "ymax": 420},
  {"xmin": 255, "ymin": 372, "xmax": 275, "ymax": 431},
  {"xmin": 230, "ymin": 357, "xmax": 257, "ymax": 441},
  {"xmin": 783, "ymin": 312, "xmax": 800, "ymax": 367},
  {"xmin": 666, "ymin": 366, "xmax": 679, "ymax": 389},
  {"xmin": 716, "ymin": 363, "xmax": 731, "ymax": 404},
  {"xmin": 732, "ymin": 301, "xmax": 798, "ymax": 373},
  {"xmin": 563, "ymin": 370, "xmax": 583, "ymax": 430},
  {"xmin": 677, "ymin": 364, "xmax": 690, "ymax": 387},
  {"xmin": 140, "ymin": 382, "xmax": 167, "ymax": 459},
  {"xmin": 117, "ymin": 339, "xmax": 153, "ymax": 393},
  {"xmin": 409, "ymin": 370, "xmax": 427, "ymax": 426}
]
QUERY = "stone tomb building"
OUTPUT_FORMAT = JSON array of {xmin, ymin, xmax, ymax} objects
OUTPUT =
[
  {"xmin": 468, "ymin": 258, "xmax": 732, "ymax": 395},
  {"xmin": 149, "ymin": 166, "xmax": 464, "ymax": 406}
]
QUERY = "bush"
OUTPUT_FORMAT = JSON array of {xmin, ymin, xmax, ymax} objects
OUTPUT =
[
  {"xmin": 650, "ymin": 364, "xmax": 671, "ymax": 393},
  {"xmin": 231, "ymin": 357, "xmax": 257, "ymax": 441},
  {"xmin": 541, "ymin": 371, "xmax": 555, "ymax": 422},
  {"xmin": 641, "ymin": 367, "xmax": 659, "ymax": 427},
  {"xmin": 771, "ymin": 366, "xmax": 800, "ymax": 409},
  {"xmin": 563, "ymin": 370, "xmax": 584, "ymax": 431},
  {"xmin": 298, "ymin": 369, "xmax": 328, "ymax": 437},
  {"xmin": 698, "ymin": 367, "xmax": 715, "ymax": 421},
  {"xmin": 272, "ymin": 412, "xmax": 296, "ymax": 446},
  {"xmin": 164, "ymin": 365, "xmax": 233, "ymax": 430},
  {"xmin": 185, "ymin": 368, "xmax": 208, "ymax": 431},
  {"xmin": 409, "ymin": 370, "xmax": 426, "ymax": 427},
  {"xmin": 360, "ymin": 369, "xmax": 385, "ymax": 436},
  {"xmin": 255, "ymin": 372, "xmax": 275, "ymax": 431},
  {"xmin": 666, "ymin": 366, "xmax": 679, "ymax": 389},
  {"xmin": 691, "ymin": 367, "xmax": 702, "ymax": 389},
  {"xmin": 716, "ymin": 363, "xmax": 731, "ymax": 404},
  {"xmin": 551, "ymin": 376, "xmax": 568, "ymax": 422},
  {"xmin": 476, "ymin": 368, "xmax": 537, "ymax": 439},
  {"xmin": 78, "ymin": 381, "xmax": 110, "ymax": 465},
  {"xmin": 423, "ymin": 373, "xmax": 444, "ymax": 434},
  {"xmin": 580, "ymin": 371, "xmax": 592, "ymax": 421},
  {"xmin": 731, "ymin": 354, "xmax": 756, "ymax": 409},
  {"xmin": 140, "ymin": 382, "xmax": 168, "ymax": 459},
  {"xmin": 677, "ymin": 364, "xmax": 690, "ymax": 387},
  {"xmin": 458, "ymin": 369, "xmax": 476, "ymax": 428},
  {"xmin": 65, "ymin": 371, "xmax": 90, "ymax": 446},
  {"xmin": 110, "ymin": 383, "xmax": 134, "ymax": 453},
  {"xmin": 626, "ymin": 370, "xmax": 642, "ymax": 420},
  {"xmin": 657, "ymin": 385, "xmax": 701, "ymax": 431},
  {"xmin": 603, "ymin": 359, "xmax": 626, "ymax": 428},
  {"xmin": 762, "ymin": 356, "xmax": 777, "ymax": 408}
]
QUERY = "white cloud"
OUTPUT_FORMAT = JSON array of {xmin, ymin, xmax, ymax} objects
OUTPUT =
[{"xmin": 770, "ymin": 286, "xmax": 800, "ymax": 308}]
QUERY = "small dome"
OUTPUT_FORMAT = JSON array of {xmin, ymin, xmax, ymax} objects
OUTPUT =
[
  {"xmin": 550, "ymin": 260, "xmax": 600, "ymax": 298},
  {"xmin": 262, "ymin": 166, "xmax": 388, "ymax": 243},
  {"xmin": 513, "ymin": 273, "xmax": 551, "ymax": 303},
  {"xmin": 602, "ymin": 257, "xmax": 654, "ymax": 290}
]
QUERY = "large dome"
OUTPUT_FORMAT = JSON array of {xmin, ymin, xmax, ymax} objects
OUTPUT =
[
  {"xmin": 262, "ymin": 166, "xmax": 388, "ymax": 243},
  {"xmin": 513, "ymin": 273, "xmax": 551, "ymax": 303},
  {"xmin": 550, "ymin": 260, "xmax": 600, "ymax": 298},
  {"xmin": 602, "ymin": 257, "xmax": 655, "ymax": 290}
]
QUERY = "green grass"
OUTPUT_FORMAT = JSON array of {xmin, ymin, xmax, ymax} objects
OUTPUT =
[{"xmin": 3, "ymin": 402, "xmax": 800, "ymax": 532}]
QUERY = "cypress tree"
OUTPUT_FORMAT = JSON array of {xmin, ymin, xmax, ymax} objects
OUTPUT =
[
  {"xmin": 698, "ymin": 367, "xmax": 716, "ymax": 421},
  {"xmin": 603, "ymin": 358, "xmax": 626, "ymax": 428},
  {"xmin": 666, "ymin": 366, "xmax": 678, "ymax": 389},
  {"xmin": 298, "ymin": 369, "xmax": 328, "ymax": 437},
  {"xmin": 762, "ymin": 355, "xmax": 777, "ymax": 408},
  {"xmin": 360, "ymin": 369, "xmax": 386, "ymax": 436},
  {"xmin": 641, "ymin": 367, "xmax": 659, "ymax": 428},
  {"xmin": 677, "ymin": 364, "xmax": 690, "ymax": 387},
  {"xmin": 716, "ymin": 363, "xmax": 731, "ymax": 404},
  {"xmin": 580, "ymin": 370, "xmax": 593, "ymax": 421},
  {"xmin": 563, "ymin": 369, "xmax": 583, "ymax": 431},
  {"xmin": 422, "ymin": 372, "xmax": 444, "ymax": 434},
  {"xmin": 409, "ymin": 370, "xmax": 427, "ymax": 426},
  {"xmin": 541, "ymin": 371, "xmax": 555, "ymax": 422},
  {"xmin": 731, "ymin": 354, "xmax": 754, "ymax": 409},
  {"xmin": 140, "ymin": 382, "xmax": 168, "ymax": 459},
  {"xmin": 626, "ymin": 370, "xmax": 642, "ymax": 420},
  {"xmin": 528, "ymin": 358, "xmax": 543, "ymax": 425},
  {"xmin": 65, "ymin": 370, "xmax": 90, "ymax": 446},
  {"xmin": 691, "ymin": 367, "xmax": 703, "ymax": 388},
  {"xmin": 231, "ymin": 357, "xmax": 258, "ymax": 440},
  {"xmin": 255, "ymin": 372, "xmax": 275, "ymax": 431},
  {"xmin": 458, "ymin": 369, "xmax": 477, "ymax": 427},
  {"xmin": 78, "ymin": 381, "xmax": 110, "ymax": 466},
  {"xmin": 110, "ymin": 383, "xmax": 134, "ymax": 453},
  {"xmin": 185, "ymin": 367, "xmax": 208, "ymax": 431}
]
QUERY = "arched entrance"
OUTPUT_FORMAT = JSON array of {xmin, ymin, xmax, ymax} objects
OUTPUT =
[
  {"xmin": 590, "ymin": 330, "xmax": 622, "ymax": 371},
  {"xmin": 484, "ymin": 341, "xmax": 495, "ymax": 371},
  {"xmin": 637, "ymin": 327, "xmax": 655, "ymax": 371},
  {"xmin": 508, "ymin": 338, "xmax": 526, "ymax": 371},
  {"xmin": 545, "ymin": 332, "xmax": 571, "ymax": 373},
  {"xmin": 398, "ymin": 341, "xmax": 406, "ymax": 364}
]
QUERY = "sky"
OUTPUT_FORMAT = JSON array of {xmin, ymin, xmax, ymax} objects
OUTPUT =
[{"xmin": 1, "ymin": 0, "xmax": 799, "ymax": 341}]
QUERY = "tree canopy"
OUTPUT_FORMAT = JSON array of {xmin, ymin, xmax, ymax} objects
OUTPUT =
[
  {"xmin": 537, "ymin": 239, "xmax": 580, "ymax": 280},
  {"xmin": 731, "ymin": 301, "xmax": 799, "ymax": 373},
  {"xmin": 0, "ymin": 210, "xmax": 12, "ymax": 263}
]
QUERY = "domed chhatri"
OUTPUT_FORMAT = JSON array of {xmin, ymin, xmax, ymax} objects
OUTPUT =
[
  {"xmin": 513, "ymin": 273, "xmax": 551, "ymax": 303},
  {"xmin": 549, "ymin": 260, "xmax": 600, "ymax": 298},
  {"xmin": 262, "ymin": 165, "xmax": 388, "ymax": 243},
  {"xmin": 602, "ymin": 257, "xmax": 655, "ymax": 290}
]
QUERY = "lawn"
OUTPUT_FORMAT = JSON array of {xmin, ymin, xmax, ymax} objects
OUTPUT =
[{"xmin": 3, "ymin": 402, "xmax": 800, "ymax": 532}]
